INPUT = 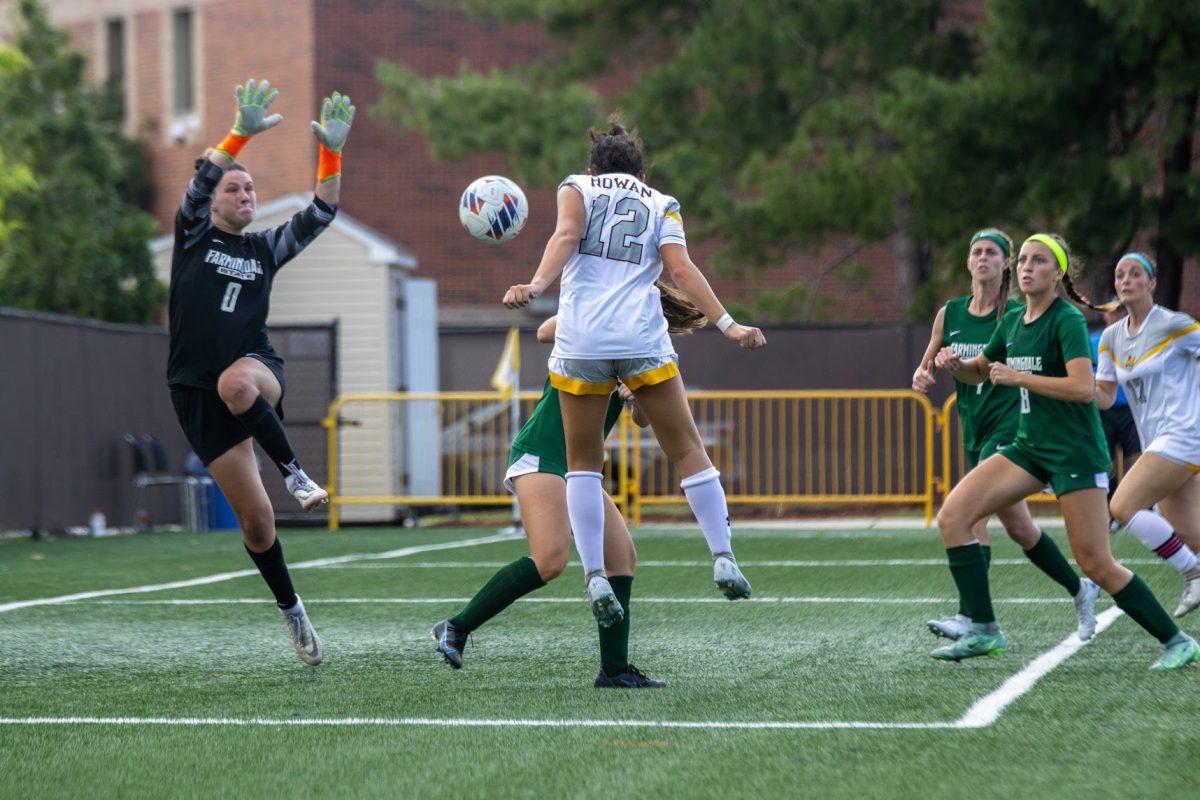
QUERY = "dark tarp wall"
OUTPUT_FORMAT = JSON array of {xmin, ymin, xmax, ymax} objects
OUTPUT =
[{"xmin": 0, "ymin": 308, "xmax": 335, "ymax": 531}]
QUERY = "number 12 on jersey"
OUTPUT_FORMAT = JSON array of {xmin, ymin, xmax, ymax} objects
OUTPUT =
[
  {"xmin": 220, "ymin": 281, "xmax": 242, "ymax": 313},
  {"xmin": 579, "ymin": 196, "xmax": 650, "ymax": 264}
]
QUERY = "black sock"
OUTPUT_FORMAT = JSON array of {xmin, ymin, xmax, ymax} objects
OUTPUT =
[
  {"xmin": 235, "ymin": 395, "xmax": 299, "ymax": 478},
  {"xmin": 245, "ymin": 538, "xmax": 298, "ymax": 609}
]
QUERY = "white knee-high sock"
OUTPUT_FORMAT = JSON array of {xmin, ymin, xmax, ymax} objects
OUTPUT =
[
  {"xmin": 566, "ymin": 471, "xmax": 607, "ymax": 578},
  {"xmin": 681, "ymin": 467, "xmax": 733, "ymax": 558},
  {"xmin": 1125, "ymin": 509, "xmax": 1199, "ymax": 573}
]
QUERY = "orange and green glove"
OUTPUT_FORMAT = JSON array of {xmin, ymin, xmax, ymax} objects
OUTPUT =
[
  {"xmin": 310, "ymin": 92, "xmax": 355, "ymax": 182},
  {"xmin": 215, "ymin": 78, "xmax": 283, "ymax": 160}
]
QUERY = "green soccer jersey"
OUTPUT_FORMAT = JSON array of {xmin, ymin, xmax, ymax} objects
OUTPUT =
[
  {"xmin": 982, "ymin": 297, "xmax": 1109, "ymax": 474},
  {"xmin": 509, "ymin": 377, "xmax": 625, "ymax": 470},
  {"xmin": 943, "ymin": 295, "xmax": 1023, "ymax": 453}
]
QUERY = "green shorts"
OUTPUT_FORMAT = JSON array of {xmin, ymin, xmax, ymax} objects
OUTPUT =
[
  {"xmin": 998, "ymin": 439, "xmax": 1110, "ymax": 497},
  {"xmin": 503, "ymin": 450, "xmax": 566, "ymax": 494},
  {"xmin": 964, "ymin": 431, "xmax": 1012, "ymax": 470}
]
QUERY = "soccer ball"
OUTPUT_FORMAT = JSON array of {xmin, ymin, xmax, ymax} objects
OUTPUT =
[{"xmin": 459, "ymin": 175, "xmax": 528, "ymax": 243}]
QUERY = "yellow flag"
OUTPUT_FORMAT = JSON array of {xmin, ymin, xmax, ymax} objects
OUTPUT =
[{"xmin": 490, "ymin": 327, "xmax": 521, "ymax": 394}]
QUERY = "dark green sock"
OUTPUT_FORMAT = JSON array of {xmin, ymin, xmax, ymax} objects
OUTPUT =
[
  {"xmin": 1112, "ymin": 574, "xmax": 1180, "ymax": 644},
  {"xmin": 1023, "ymin": 531, "xmax": 1082, "ymax": 597},
  {"xmin": 960, "ymin": 544, "xmax": 993, "ymax": 617},
  {"xmin": 947, "ymin": 543, "xmax": 995, "ymax": 624},
  {"xmin": 599, "ymin": 575, "xmax": 633, "ymax": 676},
  {"xmin": 449, "ymin": 556, "xmax": 545, "ymax": 633}
]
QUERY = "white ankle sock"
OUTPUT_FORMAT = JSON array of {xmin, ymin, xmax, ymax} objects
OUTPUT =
[
  {"xmin": 680, "ymin": 467, "xmax": 732, "ymax": 557},
  {"xmin": 1126, "ymin": 510, "xmax": 1199, "ymax": 573},
  {"xmin": 566, "ymin": 471, "xmax": 607, "ymax": 577}
]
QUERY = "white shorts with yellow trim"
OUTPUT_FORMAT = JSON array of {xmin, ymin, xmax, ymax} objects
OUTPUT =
[
  {"xmin": 547, "ymin": 355, "xmax": 679, "ymax": 396},
  {"xmin": 1144, "ymin": 434, "xmax": 1200, "ymax": 473}
]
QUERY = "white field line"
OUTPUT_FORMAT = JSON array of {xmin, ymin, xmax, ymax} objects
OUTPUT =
[
  {"xmin": 2, "ymin": 603, "xmax": 1125, "ymax": 732},
  {"xmin": 954, "ymin": 606, "xmax": 1124, "ymax": 728},
  {"xmin": 0, "ymin": 716, "xmax": 957, "ymax": 730},
  {"xmin": 635, "ymin": 517, "xmax": 1066, "ymax": 532},
  {"xmin": 0, "ymin": 532, "xmax": 520, "ymax": 615},
  {"xmin": 318, "ymin": 558, "xmax": 1163, "ymax": 569},
  {"xmin": 77, "ymin": 596, "xmax": 1094, "ymax": 606}
]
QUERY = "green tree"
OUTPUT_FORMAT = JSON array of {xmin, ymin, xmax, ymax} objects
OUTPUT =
[
  {"xmin": 0, "ymin": 46, "xmax": 36, "ymax": 246},
  {"xmin": 0, "ymin": 0, "xmax": 162, "ymax": 324},
  {"xmin": 886, "ymin": 0, "xmax": 1200, "ymax": 310},
  {"xmin": 375, "ymin": 0, "xmax": 1198, "ymax": 319}
]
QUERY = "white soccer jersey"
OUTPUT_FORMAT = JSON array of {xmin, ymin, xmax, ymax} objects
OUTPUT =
[
  {"xmin": 550, "ymin": 173, "xmax": 687, "ymax": 360},
  {"xmin": 1097, "ymin": 305, "xmax": 1200, "ymax": 449}
]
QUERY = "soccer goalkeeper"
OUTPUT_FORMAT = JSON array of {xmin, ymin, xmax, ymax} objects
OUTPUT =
[{"xmin": 166, "ymin": 79, "xmax": 354, "ymax": 666}]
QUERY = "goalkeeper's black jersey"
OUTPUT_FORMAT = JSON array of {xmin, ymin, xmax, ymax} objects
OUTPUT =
[{"xmin": 167, "ymin": 160, "xmax": 336, "ymax": 389}]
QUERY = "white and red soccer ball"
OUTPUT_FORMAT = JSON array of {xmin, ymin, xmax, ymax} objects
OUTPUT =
[{"xmin": 459, "ymin": 175, "xmax": 529, "ymax": 244}]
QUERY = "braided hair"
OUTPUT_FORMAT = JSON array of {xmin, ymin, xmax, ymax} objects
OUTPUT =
[{"xmin": 1040, "ymin": 233, "xmax": 1120, "ymax": 313}]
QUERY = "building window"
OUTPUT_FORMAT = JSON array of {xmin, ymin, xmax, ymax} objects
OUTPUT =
[
  {"xmin": 172, "ymin": 8, "xmax": 194, "ymax": 114},
  {"xmin": 105, "ymin": 18, "xmax": 125, "ymax": 84}
]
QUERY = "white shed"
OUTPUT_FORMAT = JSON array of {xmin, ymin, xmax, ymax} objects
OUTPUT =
[{"xmin": 151, "ymin": 194, "xmax": 438, "ymax": 522}]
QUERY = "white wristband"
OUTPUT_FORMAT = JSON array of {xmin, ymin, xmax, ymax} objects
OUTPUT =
[{"xmin": 715, "ymin": 313, "xmax": 735, "ymax": 332}]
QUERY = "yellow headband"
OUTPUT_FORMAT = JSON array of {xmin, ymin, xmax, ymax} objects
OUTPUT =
[{"xmin": 1024, "ymin": 234, "xmax": 1068, "ymax": 274}]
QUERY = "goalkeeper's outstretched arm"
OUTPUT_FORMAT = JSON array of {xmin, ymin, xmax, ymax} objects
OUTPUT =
[{"xmin": 311, "ymin": 92, "xmax": 355, "ymax": 206}]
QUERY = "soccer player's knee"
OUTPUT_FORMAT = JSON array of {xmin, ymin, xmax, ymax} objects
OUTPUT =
[
  {"xmin": 1075, "ymin": 550, "xmax": 1117, "ymax": 583},
  {"xmin": 1108, "ymin": 496, "xmax": 1137, "ymax": 528},
  {"xmin": 535, "ymin": 551, "xmax": 567, "ymax": 582},
  {"xmin": 216, "ymin": 370, "xmax": 258, "ymax": 409},
  {"xmin": 236, "ymin": 505, "xmax": 275, "ymax": 546},
  {"xmin": 936, "ymin": 504, "xmax": 965, "ymax": 534}
]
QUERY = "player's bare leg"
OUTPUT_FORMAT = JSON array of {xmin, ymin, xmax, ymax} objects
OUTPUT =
[
  {"xmin": 561, "ymin": 391, "xmax": 625, "ymax": 625},
  {"xmin": 1154, "ymin": 473, "xmax": 1200, "ymax": 617},
  {"xmin": 1110, "ymin": 454, "xmax": 1200, "ymax": 617},
  {"xmin": 631, "ymin": 375, "xmax": 750, "ymax": 599}
]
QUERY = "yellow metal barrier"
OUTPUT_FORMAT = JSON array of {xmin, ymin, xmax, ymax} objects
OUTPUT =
[
  {"xmin": 628, "ymin": 391, "xmax": 938, "ymax": 526},
  {"xmin": 322, "ymin": 391, "xmax": 628, "ymax": 531},
  {"xmin": 320, "ymin": 390, "xmax": 1106, "ymax": 531}
]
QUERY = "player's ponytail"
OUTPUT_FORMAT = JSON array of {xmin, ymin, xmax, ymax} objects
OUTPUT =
[
  {"xmin": 983, "ymin": 228, "xmax": 1015, "ymax": 326},
  {"xmin": 655, "ymin": 281, "xmax": 707, "ymax": 334},
  {"xmin": 588, "ymin": 114, "xmax": 647, "ymax": 178},
  {"xmin": 995, "ymin": 265, "xmax": 1012, "ymax": 326},
  {"xmin": 1037, "ymin": 233, "xmax": 1120, "ymax": 313}
]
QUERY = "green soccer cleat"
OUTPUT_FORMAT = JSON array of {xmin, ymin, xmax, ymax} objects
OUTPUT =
[
  {"xmin": 931, "ymin": 629, "xmax": 1006, "ymax": 662},
  {"xmin": 1149, "ymin": 634, "xmax": 1200, "ymax": 671}
]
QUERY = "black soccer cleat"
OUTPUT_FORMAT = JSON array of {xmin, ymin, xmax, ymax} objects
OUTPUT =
[
  {"xmin": 593, "ymin": 664, "xmax": 667, "ymax": 689},
  {"xmin": 432, "ymin": 619, "xmax": 468, "ymax": 669}
]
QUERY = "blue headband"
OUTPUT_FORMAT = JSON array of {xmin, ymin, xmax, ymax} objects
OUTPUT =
[{"xmin": 1120, "ymin": 252, "xmax": 1155, "ymax": 278}]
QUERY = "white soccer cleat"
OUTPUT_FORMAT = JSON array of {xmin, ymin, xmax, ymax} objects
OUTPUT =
[
  {"xmin": 586, "ymin": 574, "xmax": 624, "ymax": 628},
  {"xmin": 713, "ymin": 555, "xmax": 752, "ymax": 600},
  {"xmin": 927, "ymin": 613, "xmax": 973, "ymax": 641},
  {"xmin": 286, "ymin": 473, "xmax": 328, "ymax": 511},
  {"xmin": 282, "ymin": 596, "xmax": 324, "ymax": 666},
  {"xmin": 1074, "ymin": 578, "xmax": 1100, "ymax": 641},
  {"xmin": 1174, "ymin": 567, "xmax": 1200, "ymax": 619}
]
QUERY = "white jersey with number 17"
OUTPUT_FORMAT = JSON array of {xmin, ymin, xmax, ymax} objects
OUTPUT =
[
  {"xmin": 550, "ymin": 173, "xmax": 687, "ymax": 360},
  {"xmin": 1096, "ymin": 304, "xmax": 1200, "ymax": 447}
]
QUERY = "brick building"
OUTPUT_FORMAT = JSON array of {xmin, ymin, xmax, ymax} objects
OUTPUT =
[{"xmin": 10, "ymin": 1, "xmax": 1198, "ymax": 322}]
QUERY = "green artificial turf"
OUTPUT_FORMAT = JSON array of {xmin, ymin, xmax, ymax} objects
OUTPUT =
[{"xmin": 2, "ymin": 526, "xmax": 1197, "ymax": 799}]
